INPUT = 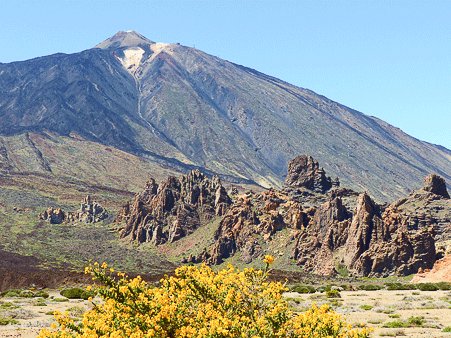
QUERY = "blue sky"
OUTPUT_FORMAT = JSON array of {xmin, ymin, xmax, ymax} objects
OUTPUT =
[{"xmin": 1, "ymin": 0, "xmax": 450, "ymax": 150}]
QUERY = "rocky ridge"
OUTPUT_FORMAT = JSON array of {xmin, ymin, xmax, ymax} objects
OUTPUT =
[{"xmin": 118, "ymin": 155, "xmax": 451, "ymax": 277}]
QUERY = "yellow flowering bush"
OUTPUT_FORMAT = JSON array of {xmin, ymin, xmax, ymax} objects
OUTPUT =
[{"xmin": 38, "ymin": 257, "xmax": 372, "ymax": 338}]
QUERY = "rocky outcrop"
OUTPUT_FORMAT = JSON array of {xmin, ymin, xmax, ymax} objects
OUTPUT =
[
  {"xmin": 38, "ymin": 207, "xmax": 66, "ymax": 224},
  {"xmin": 289, "ymin": 190, "xmax": 437, "ymax": 277},
  {"xmin": 283, "ymin": 155, "xmax": 338, "ymax": 193},
  {"xmin": 38, "ymin": 196, "xmax": 107, "ymax": 224},
  {"xmin": 423, "ymin": 173, "xmax": 450, "ymax": 199},
  {"xmin": 411, "ymin": 254, "xmax": 451, "ymax": 283},
  {"xmin": 117, "ymin": 156, "xmax": 450, "ymax": 278},
  {"xmin": 118, "ymin": 170, "xmax": 232, "ymax": 245},
  {"xmin": 67, "ymin": 196, "xmax": 108, "ymax": 223}
]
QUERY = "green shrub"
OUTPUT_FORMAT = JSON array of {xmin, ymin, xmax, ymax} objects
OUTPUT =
[
  {"xmin": 33, "ymin": 301, "xmax": 47, "ymax": 306},
  {"xmin": 383, "ymin": 320, "xmax": 407, "ymax": 328},
  {"xmin": 385, "ymin": 282, "xmax": 416, "ymax": 290},
  {"xmin": 52, "ymin": 298, "xmax": 69, "ymax": 302},
  {"xmin": 407, "ymin": 316, "xmax": 425, "ymax": 327},
  {"xmin": 436, "ymin": 282, "xmax": 451, "ymax": 290},
  {"xmin": 0, "ymin": 289, "xmax": 21, "ymax": 298},
  {"xmin": 0, "ymin": 302, "xmax": 19, "ymax": 309},
  {"xmin": 34, "ymin": 290, "xmax": 50, "ymax": 298},
  {"xmin": 0, "ymin": 317, "xmax": 19, "ymax": 325},
  {"xmin": 326, "ymin": 289, "xmax": 341, "ymax": 298},
  {"xmin": 60, "ymin": 287, "xmax": 95, "ymax": 300},
  {"xmin": 416, "ymin": 283, "xmax": 439, "ymax": 291},
  {"xmin": 443, "ymin": 326, "xmax": 451, "ymax": 332},
  {"xmin": 359, "ymin": 305, "xmax": 373, "ymax": 311},
  {"xmin": 357, "ymin": 284, "xmax": 383, "ymax": 291},
  {"xmin": 336, "ymin": 263, "xmax": 350, "ymax": 277},
  {"xmin": 292, "ymin": 285, "xmax": 316, "ymax": 293},
  {"xmin": 19, "ymin": 290, "xmax": 35, "ymax": 298}
]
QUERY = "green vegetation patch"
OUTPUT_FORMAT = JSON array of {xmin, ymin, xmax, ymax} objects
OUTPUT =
[
  {"xmin": 416, "ymin": 283, "xmax": 439, "ymax": 291},
  {"xmin": 385, "ymin": 282, "xmax": 416, "ymax": 290},
  {"xmin": 359, "ymin": 305, "xmax": 374, "ymax": 311},
  {"xmin": 291, "ymin": 285, "xmax": 316, "ymax": 294},
  {"xmin": 357, "ymin": 284, "xmax": 383, "ymax": 291},
  {"xmin": 60, "ymin": 287, "xmax": 95, "ymax": 300},
  {"xmin": 326, "ymin": 290, "xmax": 341, "ymax": 298},
  {"xmin": 0, "ymin": 317, "xmax": 19, "ymax": 325}
]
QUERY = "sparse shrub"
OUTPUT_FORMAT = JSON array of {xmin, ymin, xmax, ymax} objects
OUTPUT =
[
  {"xmin": 416, "ymin": 283, "xmax": 439, "ymax": 291},
  {"xmin": 52, "ymin": 298, "xmax": 69, "ymax": 302},
  {"xmin": 19, "ymin": 290, "xmax": 35, "ymax": 298},
  {"xmin": 385, "ymin": 282, "xmax": 416, "ymax": 290},
  {"xmin": 336, "ymin": 263, "xmax": 349, "ymax": 277},
  {"xmin": 407, "ymin": 316, "xmax": 425, "ymax": 327},
  {"xmin": 360, "ymin": 305, "xmax": 373, "ymax": 311},
  {"xmin": 292, "ymin": 285, "xmax": 316, "ymax": 293},
  {"xmin": 443, "ymin": 326, "xmax": 451, "ymax": 332},
  {"xmin": 38, "ymin": 258, "xmax": 372, "ymax": 338},
  {"xmin": 317, "ymin": 286, "xmax": 326, "ymax": 293},
  {"xmin": 379, "ymin": 329, "xmax": 406, "ymax": 336},
  {"xmin": 383, "ymin": 320, "xmax": 406, "ymax": 328},
  {"xmin": 0, "ymin": 302, "xmax": 19, "ymax": 310},
  {"xmin": 34, "ymin": 290, "xmax": 50, "ymax": 299},
  {"xmin": 0, "ymin": 289, "xmax": 21, "ymax": 298},
  {"xmin": 33, "ymin": 301, "xmax": 47, "ymax": 306},
  {"xmin": 66, "ymin": 306, "xmax": 85, "ymax": 316},
  {"xmin": 388, "ymin": 314, "xmax": 400, "ymax": 318},
  {"xmin": 357, "ymin": 284, "xmax": 383, "ymax": 291},
  {"xmin": 0, "ymin": 317, "xmax": 19, "ymax": 325},
  {"xmin": 326, "ymin": 289, "xmax": 341, "ymax": 298}
]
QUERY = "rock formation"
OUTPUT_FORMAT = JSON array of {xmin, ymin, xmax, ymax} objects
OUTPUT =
[
  {"xmin": 38, "ymin": 207, "xmax": 66, "ymax": 224},
  {"xmin": 118, "ymin": 170, "xmax": 232, "ymax": 245},
  {"xmin": 118, "ymin": 155, "xmax": 451, "ymax": 277},
  {"xmin": 283, "ymin": 155, "xmax": 338, "ymax": 194},
  {"xmin": 38, "ymin": 196, "xmax": 108, "ymax": 224},
  {"xmin": 411, "ymin": 254, "xmax": 451, "ymax": 283},
  {"xmin": 423, "ymin": 173, "xmax": 450, "ymax": 199}
]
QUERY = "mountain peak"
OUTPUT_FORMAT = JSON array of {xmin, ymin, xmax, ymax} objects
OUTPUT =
[{"xmin": 94, "ymin": 31, "xmax": 155, "ymax": 50}]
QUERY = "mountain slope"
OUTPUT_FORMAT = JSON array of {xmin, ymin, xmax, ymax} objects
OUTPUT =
[{"xmin": 1, "ymin": 31, "xmax": 450, "ymax": 201}]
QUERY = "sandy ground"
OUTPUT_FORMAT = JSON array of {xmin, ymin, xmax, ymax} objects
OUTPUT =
[
  {"xmin": 0, "ymin": 290, "xmax": 96, "ymax": 338},
  {"xmin": 1, "ymin": 289, "xmax": 451, "ymax": 337},
  {"xmin": 285, "ymin": 289, "xmax": 451, "ymax": 338}
]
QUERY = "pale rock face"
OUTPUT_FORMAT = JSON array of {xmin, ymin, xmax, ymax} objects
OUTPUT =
[{"xmin": 119, "ymin": 47, "xmax": 145, "ymax": 73}]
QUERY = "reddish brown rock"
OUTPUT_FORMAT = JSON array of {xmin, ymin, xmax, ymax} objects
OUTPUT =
[
  {"xmin": 423, "ymin": 173, "xmax": 450, "ymax": 199},
  {"xmin": 411, "ymin": 254, "xmax": 451, "ymax": 283},
  {"xmin": 283, "ymin": 155, "xmax": 337, "ymax": 193},
  {"xmin": 38, "ymin": 207, "xmax": 66, "ymax": 224},
  {"xmin": 119, "ymin": 170, "xmax": 232, "ymax": 245}
]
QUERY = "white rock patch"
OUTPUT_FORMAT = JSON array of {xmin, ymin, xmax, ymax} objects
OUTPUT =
[{"xmin": 119, "ymin": 47, "xmax": 145, "ymax": 73}]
